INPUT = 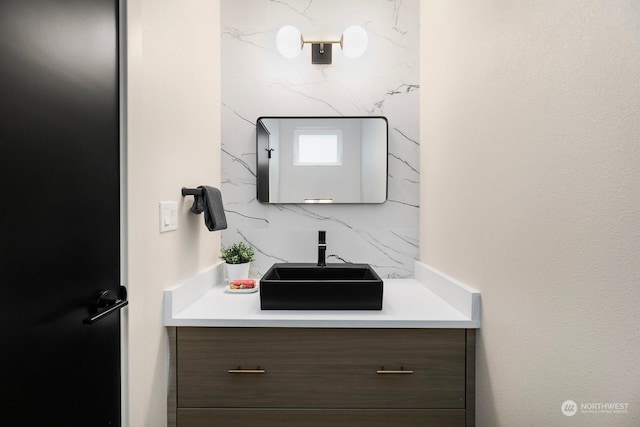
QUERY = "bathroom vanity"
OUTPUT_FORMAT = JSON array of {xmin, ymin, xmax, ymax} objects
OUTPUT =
[{"xmin": 164, "ymin": 261, "xmax": 480, "ymax": 427}]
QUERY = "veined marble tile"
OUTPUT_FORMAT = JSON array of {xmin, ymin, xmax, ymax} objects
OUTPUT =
[{"xmin": 221, "ymin": 0, "xmax": 420, "ymax": 278}]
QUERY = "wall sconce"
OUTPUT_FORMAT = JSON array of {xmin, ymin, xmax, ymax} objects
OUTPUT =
[{"xmin": 276, "ymin": 25, "xmax": 368, "ymax": 64}]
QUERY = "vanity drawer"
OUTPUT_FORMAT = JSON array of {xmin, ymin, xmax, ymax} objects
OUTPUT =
[
  {"xmin": 177, "ymin": 327, "xmax": 466, "ymax": 409},
  {"xmin": 177, "ymin": 408, "xmax": 466, "ymax": 427}
]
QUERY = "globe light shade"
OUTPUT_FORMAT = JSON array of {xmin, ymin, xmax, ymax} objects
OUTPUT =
[
  {"xmin": 276, "ymin": 25, "xmax": 303, "ymax": 58},
  {"xmin": 341, "ymin": 25, "xmax": 368, "ymax": 58}
]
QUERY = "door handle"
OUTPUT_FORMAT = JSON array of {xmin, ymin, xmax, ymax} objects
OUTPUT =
[{"xmin": 83, "ymin": 286, "xmax": 128, "ymax": 324}]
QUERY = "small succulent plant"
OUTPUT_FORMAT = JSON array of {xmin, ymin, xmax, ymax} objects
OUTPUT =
[{"xmin": 220, "ymin": 242, "xmax": 255, "ymax": 264}]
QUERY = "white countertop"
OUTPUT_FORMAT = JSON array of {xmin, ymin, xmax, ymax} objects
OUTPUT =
[{"xmin": 164, "ymin": 261, "xmax": 480, "ymax": 328}]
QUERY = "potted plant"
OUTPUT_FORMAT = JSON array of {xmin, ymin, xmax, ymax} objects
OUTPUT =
[{"xmin": 220, "ymin": 242, "xmax": 255, "ymax": 281}]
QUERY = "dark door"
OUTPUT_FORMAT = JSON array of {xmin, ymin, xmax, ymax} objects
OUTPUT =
[
  {"xmin": 256, "ymin": 119, "xmax": 270, "ymax": 202},
  {"xmin": 0, "ymin": 0, "xmax": 123, "ymax": 426}
]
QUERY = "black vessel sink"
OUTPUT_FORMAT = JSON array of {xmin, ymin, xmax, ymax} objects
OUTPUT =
[{"xmin": 260, "ymin": 263, "xmax": 383, "ymax": 310}]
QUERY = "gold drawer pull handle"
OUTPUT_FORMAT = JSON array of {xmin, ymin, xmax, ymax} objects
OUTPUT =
[
  {"xmin": 228, "ymin": 368, "xmax": 266, "ymax": 374},
  {"xmin": 377, "ymin": 366, "xmax": 414, "ymax": 375}
]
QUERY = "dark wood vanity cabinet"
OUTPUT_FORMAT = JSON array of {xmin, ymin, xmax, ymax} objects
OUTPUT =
[{"xmin": 169, "ymin": 327, "xmax": 476, "ymax": 427}]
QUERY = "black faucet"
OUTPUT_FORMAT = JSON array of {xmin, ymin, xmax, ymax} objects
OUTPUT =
[{"xmin": 317, "ymin": 230, "xmax": 326, "ymax": 267}]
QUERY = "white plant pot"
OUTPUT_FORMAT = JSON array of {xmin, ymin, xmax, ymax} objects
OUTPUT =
[{"xmin": 225, "ymin": 262, "xmax": 250, "ymax": 282}]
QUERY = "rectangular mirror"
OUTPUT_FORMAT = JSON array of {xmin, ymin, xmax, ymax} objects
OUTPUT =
[{"xmin": 257, "ymin": 116, "xmax": 388, "ymax": 204}]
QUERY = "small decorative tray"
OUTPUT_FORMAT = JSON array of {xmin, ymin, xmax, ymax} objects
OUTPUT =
[{"xmin": 224, "ymin": 280, "xmax": 259, "ymax": 294}]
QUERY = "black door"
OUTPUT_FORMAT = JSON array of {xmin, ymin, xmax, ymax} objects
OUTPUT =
[
  {"xmin": 0, "ymin": 0, "xmax": 123, "ymax": 426},
  {"xmin": 256, "ymin": 119, "xmax": 270, "ymax": 202}
]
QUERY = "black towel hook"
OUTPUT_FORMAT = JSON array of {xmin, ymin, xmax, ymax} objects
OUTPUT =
[{"xmin": 181, "ymin": 187, "xmax": 203, "ymax": 197}]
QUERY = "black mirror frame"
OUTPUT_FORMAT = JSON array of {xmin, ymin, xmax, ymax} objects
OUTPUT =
[{"xmin": 256, "ymin": 116, "xmax": 389, "ymax": 204}]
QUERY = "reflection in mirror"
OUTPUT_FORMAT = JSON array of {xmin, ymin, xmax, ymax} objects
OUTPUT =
[{"xmin": 256, "ymin": 117, "xmax": 388, "ymax": 204}]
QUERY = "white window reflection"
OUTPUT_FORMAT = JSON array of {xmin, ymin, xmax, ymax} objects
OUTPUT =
[{"xmin": 294, "ymin": 129, "xmax": 343, "ymax": 165}]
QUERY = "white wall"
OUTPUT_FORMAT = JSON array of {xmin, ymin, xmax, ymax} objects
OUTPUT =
[
  {"xmin": 278, "ymin": 119, "xmax": 361, "ymax": 203},
  {"xmin": 361, "ymin": 119, "xmax": 388, "ymax": 202},
  {"xmin": 420, "ymin": 1, "xmax": 640, "ymax": 426},
  {"xmin": 126, "ymin": 1, "xmax": 221, "ymax": 426}
]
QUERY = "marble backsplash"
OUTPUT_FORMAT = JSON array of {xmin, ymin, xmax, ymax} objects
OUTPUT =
[{"xmin": 221, "ymin": 0, "xmax": 419, "ymax": 278}]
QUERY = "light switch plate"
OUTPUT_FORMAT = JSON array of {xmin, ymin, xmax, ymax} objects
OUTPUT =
[{"xmin": 159, "ymin": 201, "xmax": 178, "ymax": 232}]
